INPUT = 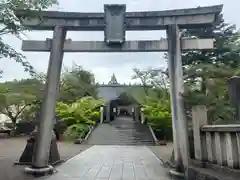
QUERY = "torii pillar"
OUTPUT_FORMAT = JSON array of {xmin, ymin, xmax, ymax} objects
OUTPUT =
[
  {"xmin": 167, "ymin": 24, "xmax": 189, "ymax": 176},
  {"xmin": 24, "ymin": 26, "xmax": 66, "ymax": 175}
]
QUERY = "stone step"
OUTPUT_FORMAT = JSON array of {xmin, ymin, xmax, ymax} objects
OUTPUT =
[{"xmin": 85, "ymin": 117, "xmax": 155, "ymax": 145}]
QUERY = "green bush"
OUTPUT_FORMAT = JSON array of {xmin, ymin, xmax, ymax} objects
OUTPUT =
[
  {"xmin": 56, "ymin": 96, "xmax": 104, "ymax": 140},
  {"xmin": 63, "ymin": 124, "xmax": 89, "ymax": 141},
  {"xmin": 142, "ymin": 97, "xmax": 172, "ymax": 140},
  {"xmin": 56, "ymin": 96, "xmax": 104, "ymax": 126}
]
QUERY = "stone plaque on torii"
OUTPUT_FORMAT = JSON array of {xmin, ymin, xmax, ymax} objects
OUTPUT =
[{"xmin": 15, "ymin": 4, "xmax": 222, "ymax": 176}]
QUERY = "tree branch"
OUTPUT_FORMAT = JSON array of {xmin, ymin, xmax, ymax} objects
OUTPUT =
[{"xmin": 15, "ymin": 104, "xmax": 30, "ymax": 118}]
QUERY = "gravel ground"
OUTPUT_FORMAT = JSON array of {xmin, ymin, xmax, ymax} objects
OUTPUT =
[{"xmin": 0, "ymin": 136, "xmax": 92, "ymax": 180}]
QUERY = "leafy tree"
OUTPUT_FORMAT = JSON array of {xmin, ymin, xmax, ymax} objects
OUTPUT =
[
  {"xmin": 180, "ymin": 15, "xmax": 240, "ymax": 123},
  {"xmin": 0, "ymin": 0, "xmax": 58, "ymax": 75},
  {"xmin": 0, "ymin": 78, "xmax": 42, "ymax": 130},
  {"xmin": 183, "ymin": 64, "xmax": 237, "ymax": 123},
  {"xmin": 181, "ymin": 15, "xmax": 240, "ymax": 67},
  {"xmin": 181, "ymin": 15, "xmax": 240, "ymax": 93},
  {"xmin": 134, "ymin": 16, "xmax": 240, "ymax": 129},
  {"xmin": 131, "ymin": 68, "xmax": 172, "ymax": 139},
  {"xmin": 60, "ymin": 64, "xmax": 98, "ymax": 103},
  {"xmin": 131, "ymin": 68, "xmax": 153, "ymax": 95},
  {"xmin": 31, "ymin": 64, "xmax": 98, "ymax": 103},
  {"xmin": 132, "ymin": 68, "xmax": 169, "ymax": 100},
  {"xmin": 31, "ymin": 72, "xmax": 47, "ymax": 84},
  {"xmin": 19, "ymin": 100, "xmax": 41, "ymax": 122}
]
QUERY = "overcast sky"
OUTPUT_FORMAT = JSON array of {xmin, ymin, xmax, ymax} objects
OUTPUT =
[{"xmin": 0, "ymin": 0, "xmax": 238, "ymax": 83}]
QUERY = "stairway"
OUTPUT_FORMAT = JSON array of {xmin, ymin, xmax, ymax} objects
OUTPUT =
[{"xmin": 85, "ymin": 116, "xmax": 155, "ymax": 145}]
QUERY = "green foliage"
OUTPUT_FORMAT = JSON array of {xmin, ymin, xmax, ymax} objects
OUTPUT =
[
  {"xmin": 56, "ymin": 96, "xmax": 104, "ymax": 140},
  {"xmin": 181, "ymin": 15, "xmax": 240, "ymax": 67},
  {"xmin": 0, "ymin": 78, "xmax": 42, "ymax": 126},
  {"xmin": 131, "ymin": 67, "xmax": 172, "ymax": 139},
  {"xmin": 32, "ymin": 65, "xmax": 98, "ymax": 104},
  {"xmin": 142, "ymin": 97, "xmax": 172, "ymax": 140},
  {"xmin": 181, "ymin": 15, "xmax": 240, "ymax": 123},
  {"xmin": 56, "ymin": 96, "xmax": 104, "ymax": 126},
  {"xmin": 59, "ymin": 64, "xmax": 98, "ymax": 103},
  {"xmin": 131, "ymin": 68, "xmax": 153, "ymax": 95},
  {"xmin": 0, "ymin": 63, "xmax": 98, "ymax": 135},
  {"xmin": 131, "ymin": 67, "xmax": 169, "ymax": 102},
  {"xmin": 63, "ymin": 124, "xmax": 89, "ymax": 141},
  {"xmin": 19, "ymin": 100, "xmax": 41, "ymax": 121},
  {"xmin": 132, "ymin": 14, "xmax": 240, "ymax": 135},
  {"xmin": 0, "ymin": 0, "xmax": 58, "ymax": 75}
]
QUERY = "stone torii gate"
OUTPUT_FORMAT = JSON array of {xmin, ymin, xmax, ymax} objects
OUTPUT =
[{"xmin": 16, "ymin": 4, "xmax": 222, "ymax": 176}]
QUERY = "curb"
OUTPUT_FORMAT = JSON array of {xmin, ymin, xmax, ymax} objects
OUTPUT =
[
  {"xmin": 74, "ymin": 125, "xmax": 96, "ymax": 144},
  {"xmin": 84, "ymin": 126, "xmax": 95, "ymax": 141},
  {"xmin": 148, "ymin": 125, "xmax": 158, "ymax": 145}
]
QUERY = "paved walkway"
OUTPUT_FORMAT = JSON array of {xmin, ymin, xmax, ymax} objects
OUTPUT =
[
  {"xmin": 45, "ymin": 145, "xmax": 171, "ymax": 180},
  {"xmin": 0, "ymin": 137, "xmax": 92, "ymax": 180}
]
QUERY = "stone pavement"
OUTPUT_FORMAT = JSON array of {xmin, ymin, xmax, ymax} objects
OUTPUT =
[
  {"xmin": 0, "ymin": 137, "xmax": 92, "ymax": 180},
  {"xmin": 44, "ymin": 145, "xmax": 172, "ymax": 180}
]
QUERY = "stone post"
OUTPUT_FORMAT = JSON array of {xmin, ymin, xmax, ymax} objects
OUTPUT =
[
  {"xmin": 192, "ymin": 106, "xmax": 208, "ymax": 161},
  {"xmin": 113, "ymin": 107, "xmax": 116, "ymax": 118},
  {"xmin": 25, "ymin": 26, "xmax": 66, "ymax": 175},
  {"xmin": 140, "ymin": 107, "xmax": 145, "ymax": 124},
  {"xmin": 132, "ymin": 107, "xmax": 135, "ymax": 120},
  {"xmin": 167, "ymin": 24, "xmax": 189, "ymax": 175},
  {"xmin": 100, "ymin": 106, "xmax": 104, "ymax": 123},
  {"xmin": 135, "ymin": 106, "xmax": 140, "ymax": 122}
]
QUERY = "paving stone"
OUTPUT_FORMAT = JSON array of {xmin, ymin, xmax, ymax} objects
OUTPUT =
[{"xmin": 45, "ymin": 145, "xmax": 172, "ymax": 180}]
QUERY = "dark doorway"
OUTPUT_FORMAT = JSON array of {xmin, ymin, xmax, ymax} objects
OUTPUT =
[{"xmin": 110, "ymin": 92, "xmax": 138, "ymax": 117}]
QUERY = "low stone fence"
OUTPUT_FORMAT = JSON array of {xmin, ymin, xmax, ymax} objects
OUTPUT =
[{"xmin": 192, "ymin": 105, "xmax": 240, "ymax": 169}]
